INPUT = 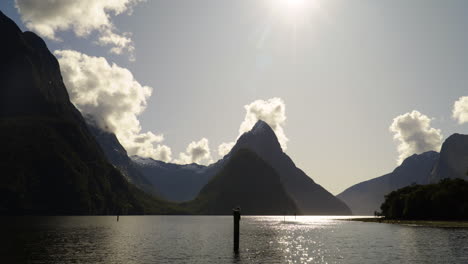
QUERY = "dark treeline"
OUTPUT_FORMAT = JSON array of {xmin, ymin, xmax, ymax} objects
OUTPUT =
[{"xmin": 378, "ymin": 178, "xmax": 468, "ymax": 220}]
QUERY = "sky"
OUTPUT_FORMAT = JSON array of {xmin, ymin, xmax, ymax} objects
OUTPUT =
[{"xmin": 2, "ymin": 0, "xmax": 468, "ymax": 194}]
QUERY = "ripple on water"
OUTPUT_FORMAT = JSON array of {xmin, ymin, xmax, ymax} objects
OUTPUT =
[{"xmin": 1, "ymin": 216, "xmax": 468, "ymax": 264}]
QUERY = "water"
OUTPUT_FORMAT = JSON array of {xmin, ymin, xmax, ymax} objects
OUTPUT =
[{"xmin": 2, "ymin": 216, "xmax": 468, "ymax": 263}]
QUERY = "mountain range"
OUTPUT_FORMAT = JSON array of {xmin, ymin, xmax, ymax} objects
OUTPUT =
[
  {"xmin": 0, "ymin": 9, "xmax": 351, "ymax": 215},
  {"xmin": 131, "ymin": 155, "xmax": 211, "ymax": 202},
  {"xmin": 4, "ymin": 9, "xmax": 467, "ymax": 217},
  {"xmin": 128, "ymin": 120, "xmax": 351, "ymax": 215},
  {"xmin": 0, "ymin": 11, "xmax": 181, "ymax": 215},
  {"xmin": 338, "ymin": 133, "xmax": 468, "ymax": 215}
]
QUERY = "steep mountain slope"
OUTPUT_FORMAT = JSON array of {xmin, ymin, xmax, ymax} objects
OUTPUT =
[
  {"xmin": 0, "ymin": 11, "xmax": 180, "ymax": 215},
  {"xmin": 87, "ymin": 122, "xmax": 159, "ymax": 196},
  {"xmin": 337, "ymin": 151, "xmax": 439, "ymax": 215},
  {"xmin": 430, "ymin": 133, "xmax": 468, "ymax": 182},
  {"xmin": 184, "ymin": 148, "xmax": 299, "ymax": 215},
  {"xmin": 132, "ymin": 156, "xmax": 210, "ymax": 202},
  {"xmin": 223, "ymin": 120, "xmax": 351, "ymax": 215}
]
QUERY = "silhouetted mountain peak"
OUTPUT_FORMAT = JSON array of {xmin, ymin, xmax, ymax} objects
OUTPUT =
[
  {"xmin": 185, "ymin": 148, "xmax": 299, "ymax": 215},
  {"xmin": 251, "ymin": 119, "xmax": 273, "ymax": 134},
  {"xmin": 232, "ymin": 120, "xmax": 282, "ymax": 158},
  {"xmin": 225, "ymin": 119, "xmax": 351, "ymax": 215},
  {"xmin": 250, "ymin": 120, "xmax": 277, "ymax": 139}
]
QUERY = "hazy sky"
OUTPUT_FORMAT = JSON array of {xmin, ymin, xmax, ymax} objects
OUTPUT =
[{"xmin": 3, "ymin": 0, "xmax": 468, "ymax": 194}]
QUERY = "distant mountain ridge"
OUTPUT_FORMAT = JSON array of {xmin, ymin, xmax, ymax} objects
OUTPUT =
[
  {"xmin": 338, "ymin": 151, "xmax": 439, "ymax": 215},
  {"xmin": 132, "ymin": 156, "xmax": 211, "ymax": 202},
  {"xmin": 338, "ymin": 132, "xmax": 468, "ymax": 215}
]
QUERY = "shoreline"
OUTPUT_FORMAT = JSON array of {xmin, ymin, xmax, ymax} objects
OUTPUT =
[{"xmin": 345, "ymin": 218, "xmax": 468, "ymax": 228}]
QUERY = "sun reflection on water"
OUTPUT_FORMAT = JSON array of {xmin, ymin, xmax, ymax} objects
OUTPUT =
[{"xmin": 2, "ymin": 215, "xmax": 467, "ymax": 264}]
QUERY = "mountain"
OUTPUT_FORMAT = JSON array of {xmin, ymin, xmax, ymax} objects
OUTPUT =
[
  {"xmin": 134, "ymin": 120, "xmax": 351, "ymax": 214},
  {"xmin": 0, "ymin": 11, "xmax": 181, "ymax": 215},
  {"xmin": 132, "ymin": 156, "xmax": 216, "ymax": 202},
  {"xmin": 184, "ymin": 148, "xmax": 299, "ymax": 215},
  {"xmin": 337, "ymin": 151, "xmax": 439, "ymax": 215},
  {"xmin": 221, "ymin": 120, "xmax": 351, "ymax": 215},
  {"xmin": 133, "ymin": 120, "xmax": 350, "ymax": 215},
  {"xmin": 430, "ymin": 133, "xmax": 468, "ymax": 182},
  {"xmin": 87, "ymin": 121, "xmax": 159, "ymax": 196}
]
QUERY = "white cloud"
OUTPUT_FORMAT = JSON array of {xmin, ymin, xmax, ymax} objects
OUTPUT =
[
  {"xmin": 15, "ymin": 0, "xmax": 142, "ymax": 60},
  {"xmin": 218, "ymin": 142, "xmax": 235, "ymax": 157},
  {"xmin": 453, "ymin": 96, "xmax": 468, "ymax": 124},
  {"xmin": 390, "ymin": 110, "xmax": 443, "ymax": 164},
  {"xmin": 218, "ymin": 97, "xmax": 288, "ymax": 156},
  {"xmin": 175, "ymin": 138, "xmax": 213, "ymax": 165},
  {"xmin": 54, "ymin": 49, "xmax": 171, "ymax": 161}
]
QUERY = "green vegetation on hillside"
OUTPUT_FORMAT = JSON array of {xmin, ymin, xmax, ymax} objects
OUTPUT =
[{"xmin": 378, "ymin": 178, "xmax": 468, "ymax": 220}]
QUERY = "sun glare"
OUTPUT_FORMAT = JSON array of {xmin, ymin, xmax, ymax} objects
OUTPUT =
[
  {"xmin": 272, "ymin": 0, "xmax": 320, "ymax": 21},
  {"xmin": 284, "ymin": 0, "xmax": 305, "ymax": 9}
]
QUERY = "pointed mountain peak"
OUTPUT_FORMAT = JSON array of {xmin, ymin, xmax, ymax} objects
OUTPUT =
[
  {"xmin": 251, "ymin": 119, "xmax": 273, "ymax": 132},
  {"xmin": 228, "ymin": 119, "xmax": 283, "ymax": 160},
  {"xmin": 252, "ymin": 119, "xmax": 270, "ymax": 130},
  {"xmin": 250, "ymin": 119, "xmax": 276, "ymax": 137},
  {"xmin": 238, "ymin": 119, "xmax": 280, "ymax": 147}
]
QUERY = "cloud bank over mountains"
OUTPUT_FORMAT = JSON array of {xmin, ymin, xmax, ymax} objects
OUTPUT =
[
  {"xmin": 16, "ymin": 1, "xmax": 468, "ymax": 167},
  {"xmin": 390, "ymin": 110, "xmax": 443, "ymax": 164},
  {"xmin": 15, "ymin": 0, "xmax": 141, "ymax": 60},
  {"xmin": 55, "ymin": 49, "xmax": 286, "ymax": 165},
  {"xmin": 55, "ymin": 50, "xmax": 214, "ymax": 165},
  {"xmin": 55, "ymin": 49, "xmax": 173, "ymax": 162},
  {"xmin": 175, "ymin": 138, "xmax": 212, "ymax": 165}
]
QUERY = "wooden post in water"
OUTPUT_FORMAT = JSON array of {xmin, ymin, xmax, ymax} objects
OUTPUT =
[{"xmin": 233, "ymin": 207, "xmax": 241, "ymax": 252}]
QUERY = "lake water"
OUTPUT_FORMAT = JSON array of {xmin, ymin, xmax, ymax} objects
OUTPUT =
[{"xmin": 2, "ymin": 216, "xmax": 468, "ymax": 263}]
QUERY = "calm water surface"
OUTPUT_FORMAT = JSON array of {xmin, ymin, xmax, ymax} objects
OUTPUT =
[{"xmin": 1, "ymin": 216, "xmax": 468, "ymax": 263}]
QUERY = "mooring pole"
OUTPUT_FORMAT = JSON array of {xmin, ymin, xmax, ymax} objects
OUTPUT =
[{"xmin": 233, "ymin": 207, "xmax": 241, "ymax": 252}]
